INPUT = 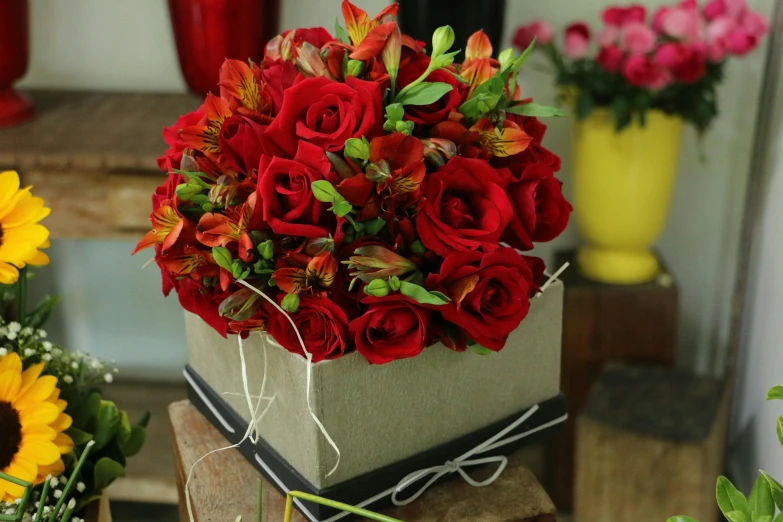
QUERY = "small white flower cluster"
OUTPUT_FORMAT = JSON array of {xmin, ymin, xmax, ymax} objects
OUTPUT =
[
  {"xmin": 0, "ymin": 477, "xmax": 87, "ymax": 522},
  {"xmin": 0, "ymin": 319, "xmax": 118, "ymax": 389}
]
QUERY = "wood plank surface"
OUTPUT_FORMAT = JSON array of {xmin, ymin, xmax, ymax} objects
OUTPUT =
[{"xmin": 170, "ymin": 400, "xmax": 558, "ymax": 522}]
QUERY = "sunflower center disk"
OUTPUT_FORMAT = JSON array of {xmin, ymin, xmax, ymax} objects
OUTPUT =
[{"xmin": 0, "ymin": 401, "xmax": 22, "ymax": 469}]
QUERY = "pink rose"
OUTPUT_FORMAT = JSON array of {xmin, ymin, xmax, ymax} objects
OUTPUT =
[
  {"xmin": 602, "ymin": 5, "xmax": 647, "ymax": 27},
  {"xmin": 513, "ymin": 21, "xmax": 555, "ymax": 50},
  {"xmin": 564, "ymin": 23, "xmax": 591, "ymax": 59},
  {"xmin": 598, "ymin": 26, "xmax": 621, "ymax": 47},
  {"xmin": 597, "ymin": 46, "xmax": 626, "ymax": 72},
  {"xmin": 622, "ymin": 55, "xmax": 672, "ymax": 90},
  {"xmin": 620, "ymin": 22, "xmax": 657, "ymax": 55},
  {"xmin": 741, "ymin": 10, "xmax": 769, "ymax": 37},
  {"xmin": 654, "ymin": 43, "xmax": 706, "ymax": 84},
  {"xmin": 659, "ymin": 5, "xmax": 703, "ymax": 42}
]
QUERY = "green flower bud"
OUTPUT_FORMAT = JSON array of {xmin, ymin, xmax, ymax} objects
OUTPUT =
[
  {"xmin": 432, "ymin": 26, "xmax": 455, "ymax": 58},
  {"xmin": 281, "ymin": 293, "xmax": 300, "ymax": 313},
  {"xmin": 388, "ymin": 275, "xmax": 401, "ymax": 292},
  {"xmin": 175, "ymin": 182, "xmax": 203, "ymax": 201},
  {"xmin": 311, "ymin": 180, "xmax": 340, "ymax": 203},
  {"xmin": 498, "ymin": 48, "xmax": 515, "ymax": 70},
  {"xmin": 212, "ymin": 247, "xmax": 233, "ymax": 272},
  {"xmin": 179, "ymin": 154, "xmax": 200, "ymax": 173},
  {"xmin": 411, "ymin": 240, "xmax": 426, "ymax": 256},
  {"xmin": 346, "ymin": 59, "xmax": 365, "ymax": 78},
  {"xmin": 364, "ymin": 279, "xmax": 391, "ymax": 297},
  {"xmin": 395, "ymin": 120, "xmax": 414, "ymax": 135},
  {"xmin": 344, "ymin": 137, "xmax": 370, "ymax": 162},
  {"xmin": 257, "ymin": 239, "xmax": 274, "ymax": 260}
]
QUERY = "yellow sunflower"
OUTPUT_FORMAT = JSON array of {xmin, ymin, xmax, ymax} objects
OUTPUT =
[
  {"xmin": 0, "ymin": 170, "xmax": 51, "ymax": 284},
  {"xmin": 0, "ymin": 352, "xmax": 73, "ymax": 502}
]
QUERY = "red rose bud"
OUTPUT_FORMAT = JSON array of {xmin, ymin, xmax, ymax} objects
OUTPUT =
[{"xmin": 345, "ymin": 245, "xmax": 417, "ymax": 282}]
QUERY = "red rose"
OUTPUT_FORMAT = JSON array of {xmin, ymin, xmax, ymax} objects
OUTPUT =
[
  {"xmin": 254, "ymin": 141, "xmax": 338, "ymax": 238},
  {"xmin": 653, "ymin": 43, "xmax": 706, "ymax": 84},
  {"xmin": 157, "ymin": 107, "xmax": 204, "ymax": 172},
  {"xmin": 350, "ymin": 295, "xmax": 432, "ymax": 364},
  {"xmin": 622, "ymin": 55, "xmax": 672, "ymax": 90},
  {"xmin": 265, "ymin": 75, "xmax": 384, "ymax": 156},
  {"xmin": 177, "ymin": 282, "xmax": 230, "ymax": 337},
  {"xmin": 282, "ymin": 27, "xmax": 334, "ymax": 49},
  {"xmin": 397, "ymin": 55, "xmax": 465, "ymax": 126},
  {"xmin": 424, "ymin": 248, "xmax": 542, "ymax": 351},
  {"xmin": 261, "ymin": 59, "xmax": 300, "ymax": 114},
  {"xmin": 597, "ymin": 46, "xmax": 626, "ymax": 73},
  {"xmin": 602, "ymin": 5, "xmax": 647, "ymax": 26},
  {"xmin": 416, "ymin": 157, "xmax": 513, "ymax": 256},
  {"xmin": 219, "ymin": 115, "xmax": 275, "ymax": 175},
  {"xmin": 268, "ymin": 294, "xmax": 349, "ymax": 362},
  {"xmin": 503, "ymin": 163, "xmax": 572, "ymax": 250}
]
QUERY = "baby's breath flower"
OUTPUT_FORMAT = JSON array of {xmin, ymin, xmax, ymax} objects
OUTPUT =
[
  {"xmin": 24, "ymin": 348, "xmax": 34, "ymax": 357},
  {"xmin": 0, "ymin": 348, "xmax": 6, "ymax": 356},
  {"xmin": 104, "ymin": 373, "xmax": 114, "ymax": 383},
  {"xmin": 36, "ymin": 329, "xmax": 47, "ymax": 338},
  {"xmin": 63, "ymin": 375, "xmax": 73, "ymax": 384},
  {"xmin": 8, "ymin": 322, "xmax": 21, "ymax": 333}
]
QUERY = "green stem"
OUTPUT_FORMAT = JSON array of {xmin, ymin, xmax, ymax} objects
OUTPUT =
[
  {"xmin": 256, "ymin": 479, "xmax": 262, "ymax": 522},
  {"xmin": 286, "ymin": 491, "xmax": 403, "ymax": 522},
  {"xmin": 394, "ymin": 64, "xmax": 437, "ymax": 101},
  {"xmin": 47, "ymin": 441, "xmax": 95, "ymax": 522},
  {"xmin": 16, "ymin": 265, "xmax": 27, "ymax": 327}
]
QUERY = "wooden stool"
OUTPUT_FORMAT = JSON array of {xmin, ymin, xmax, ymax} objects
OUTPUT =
[
  {"xmin": 169, "ymin": 400, "xmax": 558, "ymax": 521},
  {"xmin": 575, "ymin": 365, "xmax": 730, "ymax": 522},
  {"xmin": 547, "ymin": 250, "xmax": 678, "ymax": 509}
]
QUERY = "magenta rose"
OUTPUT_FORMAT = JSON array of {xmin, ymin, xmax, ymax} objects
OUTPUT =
[
  {"xmin": 254, "ymin": 140, "xmax": 338, "ymax": 237},
  {"xmin": 416, "ymin": 156, "xmax": 513, "ymax": 256},
  {"xmin": 265, "ymin": 75, "xmax": 384, "ymax": 156}
]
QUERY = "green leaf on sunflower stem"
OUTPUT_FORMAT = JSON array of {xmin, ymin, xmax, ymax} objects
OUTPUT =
[
  {"xmin": 726, "ymin": 512, "xmax": 749, "ymax": 522},
  {"xmin": 506, "ymin": 102, "xmax": 565, "ymax": 118},
  {"xmin": 666, "ymin": 517, "xmax": 700, "ymax": 522},
  {"xmin": 753, "ymin": 514, "xmax": 773, "ymax": 522},
  {"xmin": 65, "ymin": 427, "xmax": 93, "ymax": 446},
  {"xmin": 75, "ymin": 391, "xmax": 102, "ymax": 427},
  {"xmin": 398, "ymin": 281, "xmax": 450, "ymax": 306},
  {"xmin": 25, "ymin": 294, "xmax": 61, "ymax": 330},
  {"xmin": 394, "ymin": 82, "xmax": 453, "ymax": 106},
  {"xmin": 311, "ymin": 180, "xmax": 340, "ymax": 203},
  {"xmin": 750, "ymin": 474, "xmax": 776, "ymax": 517},
  {"xmin": 335, "ymin": 19, "xmax": 350, "ymax": 45},
  {"xmin": 135, "ymin": 410, "xmax": 151, "ymax": 429},
  {"xmin": 777, "ymin": 416, "xmax": 783, "ymax": 449},
  {"xmin": 717, "ymin": 476, "xmax": 750, "ymax": 519},
  {"xmin": 767, "ymin": 386, "xmax": 783, "ymax": 401},
  {"xmin": 117, "ymin": 410, "xmax": 132, "ymax": 446},
  {"xmin": 774, "ymin": 512, "xmax": 783, "ymax": 522},
  {"xmin": 121, "ymin": 425, "xmax": 147, "ymax": 458},
  {"xmin": 93, "ymin": 457, "xmax": 126, "ymax": 491},
  {"xmin": 93, "ymin": 400, "xmax": 120, "ymax": 451},
  {"xmin": 760, "ymin": 471, "xmax": 783, "ymax": 510}
]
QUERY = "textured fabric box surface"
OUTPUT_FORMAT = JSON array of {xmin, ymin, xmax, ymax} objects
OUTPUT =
[{"xmin": 186, "ymin": 280, "xmax": 563, "ymax": 489}]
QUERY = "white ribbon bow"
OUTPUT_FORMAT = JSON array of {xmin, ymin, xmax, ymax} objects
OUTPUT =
[{"xmin": 392, "ymin": 404, "xmax": 567, "ymax": 507}]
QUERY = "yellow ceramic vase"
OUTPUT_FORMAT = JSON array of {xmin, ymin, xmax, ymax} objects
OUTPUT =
[{"xmin": 572, "ymin": 109, "xmax": 683, "ymax": 284}]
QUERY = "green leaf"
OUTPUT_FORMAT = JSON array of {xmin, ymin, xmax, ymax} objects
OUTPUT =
[
  {"xmin": 761, "ymin": 471, "xmax": 783, "ymax": 510},
  {"xmin": 74, "ymin": 391, "xmax": 102, "ymax": 427},
  {"xmin": 385, "ymin": 103, "xmax": 404, "ymax": 122},
  {"xmin": 750, "ymin": 475, "xmax": 776, "ymax": 517},
  {"xmin": 93, "ymin": 400, "xmax": 121, "ymax": 451},
  {"xmin": 212, "ymin": 247, "xmax": 234, "ymax": 272},
  {"xmin": 331, "ymin": 197, "xmax": 353, "ymax": 218},
  {"xmin": 312, "ymin": 180, "xmax": 340, "ymax": 203},
  {"xmin": 93, "ymin": 457, "xmax": 126, "ymax": 491},
  {"xmin": 26, "ymin": 294, "xmax": 61, "ymax": 330},
  {"xmin": 399, "ymin": 281, "xmax": 450, "ymax": 306},
  {"xmin": 778, "ymin": 416, "xmax": 783, "ymax": 449},
  {"xmin": 575, "ymin": 90, "xmax": 595, "ymax": 120},
  {"xmin": 395, "ymin": 82, "xmax": 453, "ymax": 106},
  {"xmin": 726, "ymin": 511, "xmax": 749, "ymax": 522},
  {"xmin": 362, "ymin": 218, "xmax": 386, "ymax": 236},
  {"xmin": 65, "ymin": 427, "xmax": 93, "ymax": 446},
  {"xmin": 666, "ymin": 517, "xmax": 700, "ymax": 522},
  {"xmin": 470, "ymin": 344, "xmax": 494, "ymax": 355},
  {"xmin": 121, "ymin": 425, "xmax": 147, "ymax": 458},
  {"xmin": 717, "ymin": 476, "xmax": 750, "ymax": 519},
  {"xmin": 135, "ymin": 410, "xmax": 151, "ymax": 429},
  {"xmin": 506, "ymin": 102, "xmax": 566, "ymax": 118},
  {"xmin": 117, "ymin": 410, "xmax": 132, "ymax": 446},
  {"xmin": 335, "ymin": 19, "xmax": 350, "ymax": 45},
  {"xmin": 752, "ymin": 514, "xmax": 773, "ymax": 522},
  {"xmin": 767, "ymin": 386, "xmax": 783, "ymax": 401},
  {"xmin": 774, "ymin": 513, "xmax": 783, "ymax": 522}
]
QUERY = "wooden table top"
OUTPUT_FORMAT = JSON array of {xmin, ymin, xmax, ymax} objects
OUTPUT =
[
  {"xmin": 0, "ymin": 90, "xmax": 200, "ymax": 173},
  {"xmin": 169, "ymin": 400, "xmax": 557, "ymax": 522}
]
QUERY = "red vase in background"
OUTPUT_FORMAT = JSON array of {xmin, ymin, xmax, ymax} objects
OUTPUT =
[
  {"xmin": 0, "ymin": 0, "xmax": 34, "ymax": 127},
  {"xmin": 168, "ymin": 0, "xmax": 279, "ymax": 95}
]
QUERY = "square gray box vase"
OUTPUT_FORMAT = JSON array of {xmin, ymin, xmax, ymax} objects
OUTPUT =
[{"xmin": 186, "ymin": 280, "xmax": 563, "ymax": 489}]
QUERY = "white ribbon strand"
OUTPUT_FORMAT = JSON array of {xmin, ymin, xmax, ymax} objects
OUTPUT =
[{"xmin": 237, "ymin": 278, "xmax": 342, "ymax": 477}]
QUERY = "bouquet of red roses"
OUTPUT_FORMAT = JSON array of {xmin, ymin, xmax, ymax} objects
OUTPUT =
[
  {"xmin": 515, "ymin": 0, "xmax": 769, "ymax": 131},
  {"xmin": 136, "ymin": 0, "xmax": 571, "ymax": 365}
]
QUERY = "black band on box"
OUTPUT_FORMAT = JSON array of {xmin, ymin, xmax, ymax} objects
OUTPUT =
[{"xmin": 184, "ymin": 365, "xmax": 566, "ymax": 521}]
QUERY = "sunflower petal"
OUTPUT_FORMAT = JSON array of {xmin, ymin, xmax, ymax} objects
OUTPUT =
[
  {"xmin": 0, "ymin": 262, "xmax": 19, "ymax": 284},
  {"xmin": 0, "ymin": 352, "xmax": 22, "ymax": 373},
  {"xmin": 50, "ymin": 412, "xmax": 72, "ymax": 433},
  {"xmin": 54, "ymin": 432, "xmax": 74, "ymax": 454},
  {"xmin": 0, "ymin": 370, "xmax": 21, "ymax": 402},
  {"xmin": 2, "ymin": 195, "xmax": 50, "ymax": 229},
  {"xmin": 18, "ymin": 363, "xmax": 45, "ymax": 398},
  {"xmin": 18, "ymin": 401, "xmax": 59, "ymax": 428},
  {"xmin": 15, "ymin": 375, "xmax": 58, "ymax": 411},
  {"xmin": 0, "ymin": 171, "xmax": 21, "ymax": 212},
  {"xmin": 17, "ymin": 440, "xmax": 60, "ymax": 466}
]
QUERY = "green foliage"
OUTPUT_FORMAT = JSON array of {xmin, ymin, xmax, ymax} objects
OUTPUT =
[{"xmin": 394, "ymin": 82, "xmax": 453, "ymax": 106}]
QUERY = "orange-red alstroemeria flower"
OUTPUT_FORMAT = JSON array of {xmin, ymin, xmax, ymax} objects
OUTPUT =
[
  {"xmin": 341, "ymin": 0, "xmax": 399, "ymax": 47},
  {"xmin": 274, "ymin": 252, "xmax": 339, "ymax": 295},
  {"xmin": 218, "ymin": 59, "xmax": 273, "ymax": 117},
  {"xmin": 133, "ymin": 201, "xmax": 185, "ymax": 254},
  {"xmin": 470, "ymin": 118, "xmax": 532, "ymax": 158},
  {"xmin": 461, "ymin": 30, "xmax": 499, "ymax": 95},
  {"xmin": 179, "ymin": 94, "xmax": 233, "ymax": 155},
  {"xmin": 158, "ymin": 245, "xmax": 218, "ymax": 281},
  {"xmin": 196, "ymin": 197, "xmax": 255, "ymax": 261}
]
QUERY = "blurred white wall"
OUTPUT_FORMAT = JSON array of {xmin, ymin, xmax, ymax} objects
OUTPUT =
[{"xmin": 20, "ymin": 0, "xmax": 773, "ymax": 380}]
